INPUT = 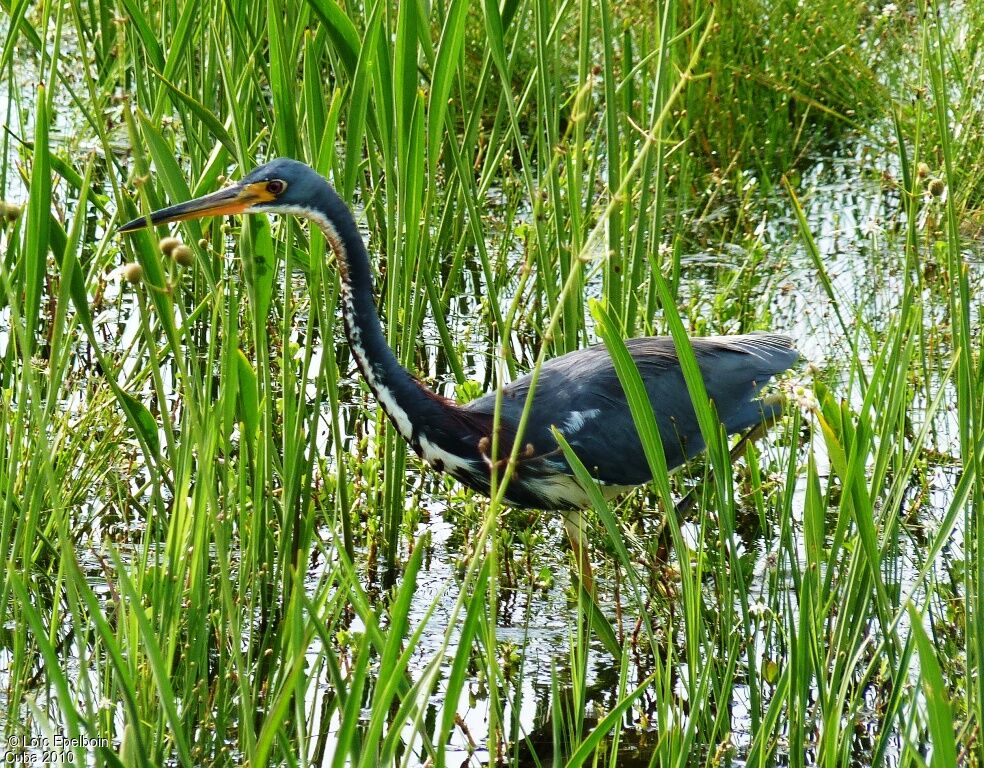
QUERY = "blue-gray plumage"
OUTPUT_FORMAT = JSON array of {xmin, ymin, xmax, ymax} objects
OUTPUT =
[
  {"xmin": 460, "ymin": 334, "xmax": 797, "ymax": 508},
  {"xmin": 119, "ymin": 158, "xmax": 799, "ymax": 515}
]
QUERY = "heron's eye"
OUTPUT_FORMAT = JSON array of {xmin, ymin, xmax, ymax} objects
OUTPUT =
[{"xmin": 266, "ymin": 179, "xmax": 286, "ymax": 195}]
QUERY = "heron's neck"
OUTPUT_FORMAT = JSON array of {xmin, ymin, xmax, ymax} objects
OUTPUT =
[{"xmin": 306, "ymin": 188, "xmax": 446, "ymax": 447}]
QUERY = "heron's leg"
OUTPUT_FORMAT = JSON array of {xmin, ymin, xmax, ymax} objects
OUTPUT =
[{"xmin": 562, "ymin": 509, "xmax": 595, "ymax": 596}]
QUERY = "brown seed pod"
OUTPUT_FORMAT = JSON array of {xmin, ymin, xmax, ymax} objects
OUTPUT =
[
  {"xmin": 123, "ymin": 262, "xmax": 144, "ymax": 284},
  {"xmin": 0, "ymin": 201, "xmax": 22, "ymax": 222},
  {"xmin": 159, "ymin": 236, "xmax": 181, "ymax": 256},
  {"xmin": 172, "ymin": 244, "xmax": 194, "ymax": 266}
]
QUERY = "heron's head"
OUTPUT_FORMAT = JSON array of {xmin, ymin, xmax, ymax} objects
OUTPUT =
[{"xmin": 118, "ymin": 158, "xmax": 327, "ymax": 232}]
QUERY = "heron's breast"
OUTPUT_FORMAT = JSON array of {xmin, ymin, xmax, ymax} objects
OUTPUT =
[{"xmin": 527, "ymin": 474, "xmax": 635, "ymax": 509}]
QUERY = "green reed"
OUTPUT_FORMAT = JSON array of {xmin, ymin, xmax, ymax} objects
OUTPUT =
[{"xmin": 1, "ymin": 0, "xmax": 982, "ymax": 765}]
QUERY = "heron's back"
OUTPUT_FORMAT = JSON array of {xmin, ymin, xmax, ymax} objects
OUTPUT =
[{"xmin": 462, "ymin": 333, "xmax": 798, "ymax": 503}]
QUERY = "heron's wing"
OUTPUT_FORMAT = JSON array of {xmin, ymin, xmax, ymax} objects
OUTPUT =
[
  {"xmin": 462, "ymin": 333, "xmax": 798, "ymax": 487},
  {"xmin": 676, "ymin": 333, "xmax": 799, "ymax": 433}
]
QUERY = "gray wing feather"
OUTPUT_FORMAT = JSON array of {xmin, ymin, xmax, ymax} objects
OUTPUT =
[{"xmin": 463, "ymin": 333, "xmax": 798, "ymax": 486}]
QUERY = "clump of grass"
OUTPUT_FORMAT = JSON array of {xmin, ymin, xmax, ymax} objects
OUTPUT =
[
  {"xmin": 910, "ymin": 1, "xmax": 984, "ymax": 217},
  {"xmin": 679, "ymin": 0, "xmax": 892, "ymax": 176}
]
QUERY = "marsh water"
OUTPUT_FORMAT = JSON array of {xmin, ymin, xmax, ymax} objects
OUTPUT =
[
  {"xmin": 1, "ymin": 37, "xmax": 980, "ymax": 768},
  {"xmin": 369, "ymin": 143, "xmax": 975, "ymax": 764}
]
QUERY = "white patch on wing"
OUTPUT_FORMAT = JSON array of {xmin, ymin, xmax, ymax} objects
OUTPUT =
[
  {"xmin": 563, "ymin": 408, "xmax": 602, "ymax": 433},
  {"xmin": 419, "ymin": 435, "xmax": 474, "ymax": 475}
]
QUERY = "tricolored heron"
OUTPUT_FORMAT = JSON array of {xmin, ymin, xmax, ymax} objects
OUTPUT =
[{"xmin": 119, "ymin": 158, "xmax": 799, "ymax": 585}]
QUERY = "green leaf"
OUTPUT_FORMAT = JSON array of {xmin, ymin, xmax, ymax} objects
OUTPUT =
[
  {"xmin": 117, "ymin": 0, "xmax": 164, "ymax": 70},
  {"xmin": 0, "ymin": 0, "xmax": 38, "ymax": 74},
  {"xmin": 23, "ymin": 85, "xmax": 51, "ymax": 355},
  {"xmin": 551, "ymin": 429, "xmax": 628, "ymax": 661},
  {"xmin": 304, "ymin": 0, "xmax": 362, "ymax": 76},
  {"xmin": 236, "ymin": 350, "xmax": 259, "ymax": 443},
  {"xmin": 427, "ymin": 0, "xmax": 467, "ymax": 177},
  {"xmin": 341, "ymin": 5, "xmax": 378, "ymax": 200},
  {"xmin": 154, "ymin": 74, "xmax": 237, "ymax": 156},
  {"xmin": 109, "ymin": 550, "xmax": 195, "ymax": 768},
  {"xmin": 266, "ymin": 0, "xmax": 298, "ymax": 153},
  {"xmin": 591, "ymin": 299, "xmax": 674, "ymax": 503},
  {"xmin": 117, "ymin": 390, "xmax": 161, "ymax": 461},
  {"xmin": 245, "ymin": 214, "xmax": 276, "ymax": 323},
  {"xmin": 563, "ymin": 671, "xmax": 657, "ymax": 767},
  {"xmin": 437, "ymin": 557, "xmax": 491, "ymax": 762},
  {"xmin": 908, "ymin": 604, "xmax": 958, "ymax": 768}
]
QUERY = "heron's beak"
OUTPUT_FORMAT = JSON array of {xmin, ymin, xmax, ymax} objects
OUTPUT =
[{"xmin": 118, "ymin": 181, "xmax": 276, "ymax": 233}]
